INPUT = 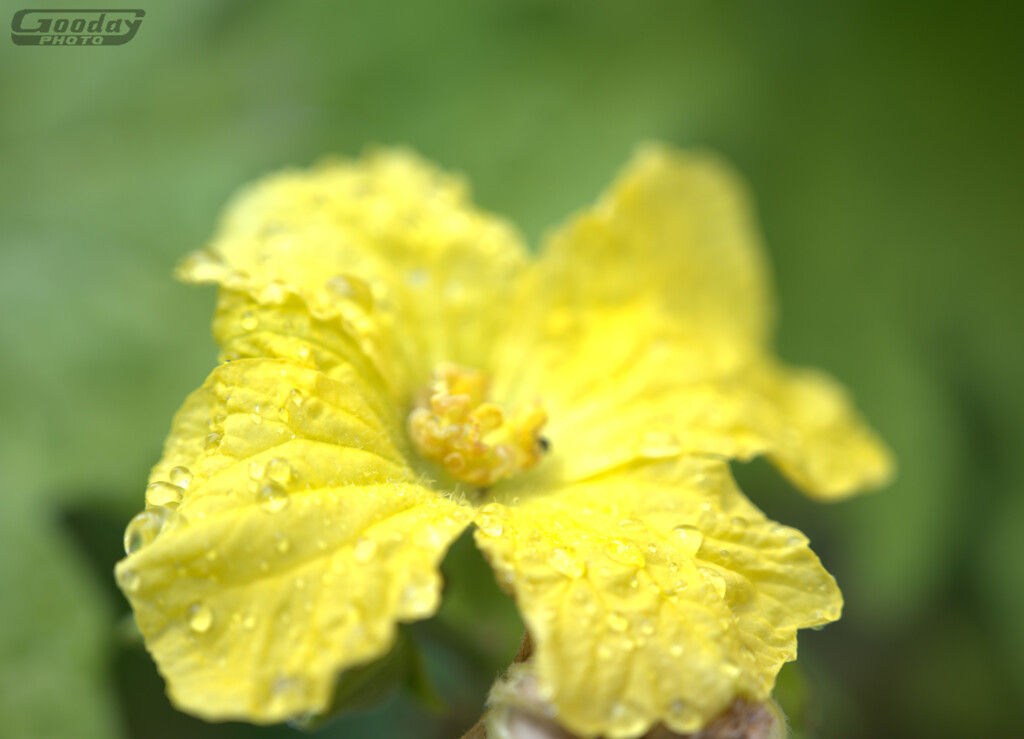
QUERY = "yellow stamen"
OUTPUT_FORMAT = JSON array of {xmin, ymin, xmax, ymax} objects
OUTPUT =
[{"xmin": 409, "ymin": 363, "xmax": 548, "ymax": 486}]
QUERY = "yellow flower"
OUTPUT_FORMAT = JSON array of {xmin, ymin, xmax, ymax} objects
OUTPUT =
[{"xmin": 115, "ymin": 146, "xmax": 892, "ymax": 737}]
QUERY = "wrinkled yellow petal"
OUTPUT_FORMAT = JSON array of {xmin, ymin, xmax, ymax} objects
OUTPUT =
[
  {"xmin": 495, "ymin": 144, "xmax": 892, "ymax": 499},
  {"xmin": 474, "ymin": 458, "xmax": 840, "ymax": 738},
  {"xmin": 115, "ymin": 357, "xmax": 471, "ymax": 722},
  {"xmin": 178, "ymin": 148, "xmax": 527, "ymax": 400}
]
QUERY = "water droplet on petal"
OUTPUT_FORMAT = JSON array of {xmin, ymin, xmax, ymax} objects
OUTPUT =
[
  {"xmin": 671, "ymin": 524, "xmax": 704, "ymax": 556},
  {"xmin": 668, "ymin": 698, "xmax": 689, "ymax": 721},
  {"xmin": 262, "ymin": 279, "xmax": 287, "ymax": 304},
  {"xmin": 204, "ymin": 432, "xmax": 222, "ymax": 451},
  {"xmin": 608, "ymin": 700, "xmax": 646, "ymax": 735},
  {"xmin": 289, "ymin": 387, "xmax": 304, "ymax": 405},
  {"xmin": 169, "ymin": 466, "xmax": 193, "ymax": 489},
  {"xmin": 266, "ymin": 674, "xmax": 307, "ymax": 715},
  {"xmin": 240, "ymin": 311, "xmax": 259, "ymax": 331},
  {"xmin": 146, "ymin": 481, "xmax": 184, "ymax": 508},
  {"xmin": 188, "ymin": 602, "xmax": 213, "ymax": 633},
  {"xmin": 353, "ymin": 536, "xmax": 377, "ymax": 563},
  {"xmin": 607, "ymin": 538, "xmax": 645, "ymax": 567},
  {"xmin": 546, "ymin": 546, "xmax": 586, "ymax": 578},
  {"xmin": 607, "ymin": 612, "xmax": 629, "ymax": 632},
  {"xmin": 257, "ymin": 481, "xmax": 289, "ymax": 513},
  {"xmin": 398, "ymin": 574, "xmax": 439, "ymax": 618},
  {"xmin": 117, "ymin": 568, "xmax": 141, "ymax": 593},
  {"xmin": 476, "ymin": 504, "xmax": 504, "ymax": 537},
  {"xmin": 266, "ymin": 457, "xmax": 293, "ymax": 484},
  {"xmin": 699, "ymin": 566, "xmax": 728, "ymax": 598},
  {"xmin": 639, "ymin": 430, "xmax": 682, "ymax": 458},
  {"xmin": 123, "ymin": 509, "xmax": 167, "ymax": 554},
  {"xmin": 250, "ymin": 413, "xmax": 263, "ymax": 425},
  {"xmin": 182, "ymin": 250, "xmax": 224, "ymax": 281},
  {"xmin": 325, "ymin": 274, "xmax": 373, "ymax": 311}
]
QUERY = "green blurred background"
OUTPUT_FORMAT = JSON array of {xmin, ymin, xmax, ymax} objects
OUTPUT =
[{"xmin": 1, "ymin": 1, "xmax": 1022, "ymax": 737}]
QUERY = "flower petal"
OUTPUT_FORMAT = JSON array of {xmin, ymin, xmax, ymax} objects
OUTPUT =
[
  {"xmin": 495, "ymin": 145, "xmax": 891, "ymax": 499},
  {"xmin": 473, "ymin": 458, "xmax": 840, "ymax": 738},
  {"xmin": 178, "ymin": 148, "xmax": 527, "ymax": 398},
  {"xmin": 115, "ymin": 357, "xmax": 471, "ymax": 723}
]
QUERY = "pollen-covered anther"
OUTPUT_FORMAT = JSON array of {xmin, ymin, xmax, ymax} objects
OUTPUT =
[{"xmin": 409, "ymin": 362, "xmax": 548, "ymax": 486}]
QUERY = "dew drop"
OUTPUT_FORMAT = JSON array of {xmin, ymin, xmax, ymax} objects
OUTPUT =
[
  {"xmin": 182, "ymin": 250, "xmax": 224, "ymax": 281},
  {"xmin": 123, "ymin": 509, "xmax": 167, "ymax": 554},
  {"xmin": 250, "ymin": 413, "xmax": 263, "ymax": 425},
  {"xmin": 670, "ymin": 524, "xmax": 704, "ymax": 556},
  {"xmin": 617, "ymin": 517, "xmax": 643, "ymax": 531},
  {"xmin": 415, "ymin": 526, "xmax": 444, "ymax": 549},
  {"xmin": 398, "ymin": 575, "xmax": 438, "ymax": 618},
  {"xmin": 249, "ymin": 460, "xmax": 266, "ymax": 480},
  {"xmin": 608, "ymin": 700, "xmax": 646, "ymax": 734},
  {"xmin": 546, "ymin": 546, "xmax": 586, "ymax": 578},
  {"xmin": 188, "ymin": 602, "xmax": 214, "ymax": 633},
  {"xmin": 169, "ymin": 466, "xmax": 193, "ymax": 489},
  {"xmin": 325, "ymin": 274, "xmax": 373, "ymax": 311},
  {"xmin": 146, "ymin": 481, "xmax": 183, "ymax": 508},
  {"xmin": 289, "ymin": 387, "xmax": 304, "ymax": 405},
  {"xmin": 257, "ymin": 481, "xmax": 289, "ymax": 513},
  {"xmin": 262, "ymin": 279, "xmax": 287, "ymax": 304},
  {"xmin": 240, "ymin": 311, "xmax": 259, "ymax": 331},
  {"xmin": 266, "ymin": 675, "xmax": 307, "ymax": 715},
  {"xmin": 699, "ymin": 566, "xmax": 728, "ymax": 598},
  {"xmin": 638, "ymin": 430, "xmax": 682, "ymax": 458},
  {"xmin": 476, "ymin": 504, "xmax": 504, "ymax": 537},
  {"xmin": 668, "ymin": 698, "xmax": 688, "ymax": 720},
  {"xmin": 204, "ymin": 432, "xmax": 222, "ymax": 451},
  {"xmin": 607, "ymin": 538, "xmax": 646, "ymax": 567},
  {"xmin": 266, "ymin": 457, "xmax": 294, "ymax": 484},
  {"xmin": 607, "ymin": 612, "xmax": 629, "ymax": 632},
  {"xmin": 353, "ymin": 536, "xmax": 377, "ymax": 563},
  {"xmin": 117, "ymin": 568, "xmax": 141, "ymax": 593},
  {"xmin": 277, "ymin": 406, "xmax": 289, "ymax": 422}
]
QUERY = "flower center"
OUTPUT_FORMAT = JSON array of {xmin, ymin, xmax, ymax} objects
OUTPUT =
[{"xmin": 408, "ymin": 362, "xmax": 548, "ymax": 487}]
